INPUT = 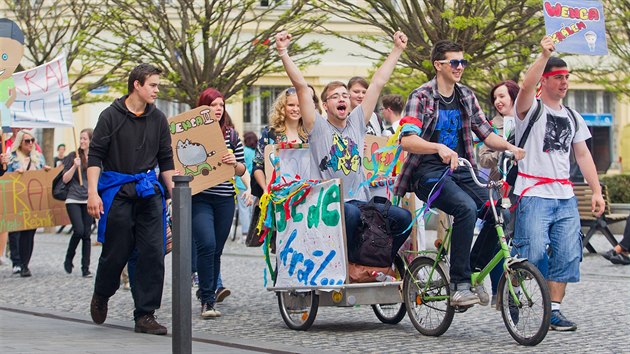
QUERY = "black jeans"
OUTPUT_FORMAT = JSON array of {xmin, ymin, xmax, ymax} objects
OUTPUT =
[
  {"xmin": 414, "ymin": 168, "xmax": 497, "ymax": 284},
  {"xmin": 94, "ymin": 193, "xmax": 164, "ymax": 320},
  {"xmin": 620, "ymin": 215, "xmax": 630, "ymax": 252},
  {"xmin": 9, "ymin": 229, "xmax": 36, "ymax": 268},
  {"xmin": 65, "ymin": 203, "xmax": 94, "ymax": 273}
]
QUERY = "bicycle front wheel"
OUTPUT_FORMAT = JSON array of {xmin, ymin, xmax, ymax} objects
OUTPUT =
[
  {"xmin": 498, "ymin": 261, "xmax": 551, "ymax": 346},
  {"xmin": 403, "ymin": 256, "xmax": 454, "ymax": 336}
]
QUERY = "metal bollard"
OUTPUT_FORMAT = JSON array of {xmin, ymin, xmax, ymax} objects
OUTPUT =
[{"xmin": 171, "ymin": 175, "xmax": 193, "ymax": 354}]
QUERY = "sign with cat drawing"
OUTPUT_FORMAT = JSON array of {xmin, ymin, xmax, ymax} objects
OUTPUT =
[{"xmin": 168, "ymin": 105, "xmax": 233, "ymax": 195}]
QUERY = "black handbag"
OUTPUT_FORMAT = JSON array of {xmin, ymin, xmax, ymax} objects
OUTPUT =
[
  {"xmin": 52, "ymin": 169, "xmax": 69, "ymax": 201},
  {"xmin": 349, "ymin": 196, "xmax": 394, "ymax": 267}
]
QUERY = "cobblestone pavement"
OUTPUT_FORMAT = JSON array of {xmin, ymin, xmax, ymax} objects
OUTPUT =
[{"xmin": 1, "ymin": 230, "xmax": 628, "ymax": 353}]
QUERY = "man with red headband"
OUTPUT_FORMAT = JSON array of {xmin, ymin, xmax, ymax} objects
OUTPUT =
[{"xmin": 512, "ymin": 36, "xmax": 604, "ymax": 332}]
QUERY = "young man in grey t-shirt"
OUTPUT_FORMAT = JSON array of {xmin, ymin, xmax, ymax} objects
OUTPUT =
[{"xmin": 275, "ymin": 29, "xmax": 412, "ymax": 263}]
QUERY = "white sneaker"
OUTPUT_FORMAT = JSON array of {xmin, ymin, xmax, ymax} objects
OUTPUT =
[
  {"xmin": 12, "ymin": 265, "xmax": 22, "ymax": 274},
  {"xmin": 472, "ymin": 284, "xmax": 490, "ymax": 306},
  {"xmin": 201, "ymin": 303, "xmax": 221, "ymax": 318}
]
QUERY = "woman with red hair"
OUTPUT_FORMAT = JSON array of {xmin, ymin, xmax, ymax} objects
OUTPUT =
[{"xmin": 192, "ymin": 88, "xmax": 246, "ymax": 318}]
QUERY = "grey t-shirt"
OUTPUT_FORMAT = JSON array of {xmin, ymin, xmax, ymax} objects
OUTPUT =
[{"xmin": 309, "ymin": 106, "xmax": 370, "ymax": 201}]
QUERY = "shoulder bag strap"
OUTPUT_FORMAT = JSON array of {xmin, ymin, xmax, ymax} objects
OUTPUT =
[{"xmin": 516, "ymin": 99, "xmax": 544, "ymax": 149}]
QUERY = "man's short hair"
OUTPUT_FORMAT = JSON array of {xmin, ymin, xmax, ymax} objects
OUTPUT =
[
  {"xmin": 430, "ymin": 40, "xmax": 464, "ymax": 66},
  {"xmin": 381, "ymin": 94, "xmax": 404, "ymax": 114},
  {"xmin": 544, "ymin": 57, "xmax": 568, "ymax": 74},
  {"xmin": 321, "ymin": 81, "xmax": 347, "ymax": 103},
  {"xmin": 57, "ymin": 144, "xmax": 65, "ymax": 150},
  {"xmin": 347, "ymin": 76, "xmax": 369, "ymax": 90},
  {"xmin": 128, "ymin": 63, "xmax": 162, "ymax": 94}
]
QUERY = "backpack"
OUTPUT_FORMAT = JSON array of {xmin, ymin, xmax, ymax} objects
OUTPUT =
[
  {"xmin": 348, "ymin": 196, "xmax": 394, "ymax": 267},
  {"xmin": 52, "ymin": 169, "xmax": 69, "ymax": 201}
]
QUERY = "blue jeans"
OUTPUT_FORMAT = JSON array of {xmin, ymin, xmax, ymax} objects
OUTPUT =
[
  {"xmin": 414, "ymin": 168, "xmax": 497, "ymax": 284},
  {"xmin": 344, "ymin": 199, "xmax": 412, "ymax": 262},
  {"xmin": 512, "ymin": 196, "xmax": 581, "ymax": 282},
  {"xmin": 192, "ymin": 193, "xmax": 235, "ymax": 305}
]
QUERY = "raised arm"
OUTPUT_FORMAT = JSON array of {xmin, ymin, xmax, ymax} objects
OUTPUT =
[
  {"xmin": 275, "ymin": 31, "xmax": 316, "ymax": 132},
  {"xmin": 515, "ymin": 36, "xmax": 555, "ymax": 120},
  {"xmin": 362, "ymin": 31, "xmax": 407, "ymax": 124}
]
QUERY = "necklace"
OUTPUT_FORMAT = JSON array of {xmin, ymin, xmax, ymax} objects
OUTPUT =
[
  {"xmin": 439, "ymin": 92, "xmax": 455, "ymax": 105},
  {"xmin": 327, "ymin": 120, "xmax": 347, "ymax": 136}
]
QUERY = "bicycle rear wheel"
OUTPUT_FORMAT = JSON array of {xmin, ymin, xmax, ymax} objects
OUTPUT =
[
  {"xmin": 403, "ymin": 256, "xmax": 454, "ymax": 336},
  {"xmin": 372, "ymin": 256, "xmax": 406, "ymax": 324},
  {"xmin": 277, "ymin": 290, "xmax": 319, "ymax": 331},
  {"xmin": 498, "ymin": 261, "xmax": 551, "ymax": 346}
]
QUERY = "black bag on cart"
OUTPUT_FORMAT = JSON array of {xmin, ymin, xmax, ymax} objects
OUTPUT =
[{"xmin": 349, "ymin": 196, "xmax": 394, "ymax": 267}]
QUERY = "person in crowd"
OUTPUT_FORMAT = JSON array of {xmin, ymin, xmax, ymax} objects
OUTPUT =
[
  {"xmin": 393, "ymin": 40, "xmax": 524, "ymax": 307},
  {"xmin": 87, "ymin": 63, "xmax": 175, "ymax": 335},
  {"xmin": 236, "ymin": 131, "xmax": 258, "ymax": 242},
  {"xmin": 62, "ymin": 129, "xmax": 94, "ymax": 278},
  {"xmin": 512, "ymin": 37, "xmax": 604, "ymax": 331},
  {"xmin": 275, "ymin": 30, "xmax": 412, "ymax": 264},
  {"xmin": 0, "ymin": 152, "xmax": 10, "ymax": 266},
  {"xmin": 473, "ymin": 80, "xmax": 520, "ymax": 306},
  {"xmin": 54, "ymin": 143, "xmax": 66, "ymax": 167},
  {"xmin": 192, "ymin": 87, "xmax": 247, "ymax": 319},
  {"xmin": 7, "ymin": 130, "xmax": 51, "ymax": 277},
  {"xmin": 348, "ymin": 76, "xmax": 385, "ymax": 136},
  {"xmin": 308, "ymin": 84, "xmax": 322, "ymax": 115},
  {"xmin": 252, "ymin": 86, "xmax": 309, "ymax": 194},
  {"xmin": 381, "ymin": 94, "xmax": 404, "ymax": 136},
  {"xmin": 603, "ymin": 215, "xmax": 630, "ymax": 265}
]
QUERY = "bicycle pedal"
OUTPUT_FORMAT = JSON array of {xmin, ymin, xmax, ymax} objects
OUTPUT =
[{"xmin": 453, "ymin": 304, "xmax": 473, "ymax": 313}]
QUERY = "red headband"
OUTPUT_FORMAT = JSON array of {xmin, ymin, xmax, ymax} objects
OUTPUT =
[{"xmin": 542, "ymin": 69, "xmax": 569, "ymax": 78}]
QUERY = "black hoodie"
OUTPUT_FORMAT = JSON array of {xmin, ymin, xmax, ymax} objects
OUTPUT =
[{"xmin": 88, "ymin": 95, "xmax": 174, "ymax": 176}]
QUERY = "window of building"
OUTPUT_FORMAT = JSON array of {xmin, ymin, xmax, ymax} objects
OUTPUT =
[
  {"xmin": 155, "ymin": 99, "xmax": 189, "ymax": 118},
  {"xmin": 259, "ymin": 0, "xmax": 291, "ymax": 7},
  {"xmin": 243, "ymin": 86, "xmax": 287, "ymax": 135}
]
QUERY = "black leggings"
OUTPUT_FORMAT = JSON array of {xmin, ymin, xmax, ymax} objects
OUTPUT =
[
  {"xmin": 8, "ymin": 229, "xmax": 36, "ymax": 268},
  {"xmin": 65, "ymin": 203, "xmax": 94, "ymax": 272}
]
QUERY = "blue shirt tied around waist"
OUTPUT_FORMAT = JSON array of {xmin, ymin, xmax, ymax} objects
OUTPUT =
[{"xmin": 97, "ymin": 170, "xmax": 166, "ymax": 252}]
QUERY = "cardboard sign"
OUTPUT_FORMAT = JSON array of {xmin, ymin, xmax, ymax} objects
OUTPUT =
[
  {"xmin": 0, "ymin": 166, "xmax": 70, "ymax": 232},
  {"xmin": 275, "ymin": 179, "xmax": 347, "ymax": 288},
  {"xmin": 543, "ymin": 0, "xmax": 608, "ymax": 55},
  {"xmin": 263, "ymin": 143, "xmax": 311, "ymax": 185},
  {"xmin": 168, "ymin": 106, "xmax": 233, "ymax": 195},
  {"xmin": 10, "ymin": 54, "xmax": 75, "ymax": 128}
]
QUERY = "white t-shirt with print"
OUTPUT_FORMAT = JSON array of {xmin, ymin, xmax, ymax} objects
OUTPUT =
[
  {"xmin": 309, "ymin": 105, "xmax": 370, "ymax": 202},
  {"xmin": 513, "ymin": 98, "xmax": 591, "ymax": 199}
]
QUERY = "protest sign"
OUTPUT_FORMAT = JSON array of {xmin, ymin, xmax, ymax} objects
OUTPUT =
[
  {"xmin": 168, "ymin": 105, "xmax": 233, "ymax": 195},
  {"xmin": 10, "ymin": 54, "xmax": 74, "ymax": 127},
  {"xmin": 0, "ymin": 166, "xmax": 70, "ymax": 232},
  {"xmin": 543, "ymin": 0, "xmax": 608, "ymax": 55},
  {"xmin": 275, "ymin": 179, "xmax": 347, "ymax": 288},
  {"xmin": 264, "ymin": 143, "xmax": 311, "ymax": 185}
]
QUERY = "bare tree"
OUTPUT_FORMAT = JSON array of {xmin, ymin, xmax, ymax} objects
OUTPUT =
[
  {"xmin": 322, "ymin": 0, "xmax": 544, "ymax": 105},
  {"xmin": 3, "ymin": 0, "xmax": 126, "ymax": 163},
  {"xmin": 103, "ymin": 0, "xmax": 327, "ymax": 106}
]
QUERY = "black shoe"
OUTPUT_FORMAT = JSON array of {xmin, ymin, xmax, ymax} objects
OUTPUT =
[
  {"xmin": 64, "ymin": 261, "xmax": 73, "ymax": 274},
  {"xmin": 216, "ymin": 287, "xmax": 231, "ymax": 303},
  {"xmin": 200, "ymin": 303, "xmax": 221, "ymax": 318},
  {"xmin": 609, "ymin": 252, "xmax": 630, "ymax": 265},
  {"xmin": 134, "ymin": 314, "xmax": 167, "ymax": 335},
  {"xmin": 90, "ymin": 293, "xmax": 109, "ymax": 324},
  {"xmin": 602, "ymin": 249, "xmax": 616, "ymax": 261},
  {"xmin": 82, "ymin": 270, "xmax": 93, "ymax": 278},
  {"xmin": 20, "ymin": 266, "xmax": 32, "ymax": 277}
]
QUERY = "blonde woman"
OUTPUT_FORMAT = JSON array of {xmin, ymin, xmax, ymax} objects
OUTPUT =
[
  {"xmin": 7, "ymin": 130, "xmax": 51, "ymax": 277},
  {"xmin": 252, "ymin": 87, "xmax": 309, "ymax": 194}
]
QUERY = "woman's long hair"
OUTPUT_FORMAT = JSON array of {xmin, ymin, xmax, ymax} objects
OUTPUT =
[
  {"xmin": 269, "ymin": 88, "xmax": 308, "ymax": 142},
  {"xmin": 11, "ymin": 130, "xmax": 42, "ymax": 169},
  {"xmin": 78, "ymin": 128, "xmax": 93, "ymax": 167}
]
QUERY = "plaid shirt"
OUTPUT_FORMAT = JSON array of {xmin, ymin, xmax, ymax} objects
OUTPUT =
[{"xmin": 393, "ymin": 77, "xmax": 493, "ymax": 196}]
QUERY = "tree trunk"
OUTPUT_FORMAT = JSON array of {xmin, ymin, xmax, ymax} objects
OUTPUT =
[{"xmin": 41, "ymin": 128, "xmax": 54, "ymax": 167}]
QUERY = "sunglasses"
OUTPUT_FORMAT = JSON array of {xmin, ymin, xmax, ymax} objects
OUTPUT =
[
  {"xmin": 437, "ymin": 59, "xmax": 469, "ymax": 69},
  {"xmin": 23, "ymin": 138, "xmax": 36, "ymax": 144},
  {"xmin": 286, "ymin": 87, "xmax": 297, "ymax": 95}
]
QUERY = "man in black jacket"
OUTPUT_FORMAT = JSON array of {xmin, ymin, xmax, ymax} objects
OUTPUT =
[{"xmin": 87, "ymin": 63, "xmax": 175, "ymax": 335}]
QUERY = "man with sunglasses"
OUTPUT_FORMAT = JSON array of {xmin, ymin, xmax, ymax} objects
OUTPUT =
[
  {"xmin": 275, "ymin": 30, "xmax": 413, "ymax": 268},
  {"xmin": 394, "ymin": 40, "xmax": 524, "ymax": 307},
  {"xmin": 511, "ymin": 36, "xmax": 604, "ymax": 331}
]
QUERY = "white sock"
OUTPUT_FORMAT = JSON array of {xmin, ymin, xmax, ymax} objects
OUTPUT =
[{"xmin": 552, "ymin": 302, "xmax": 561, "ymax": 312}]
